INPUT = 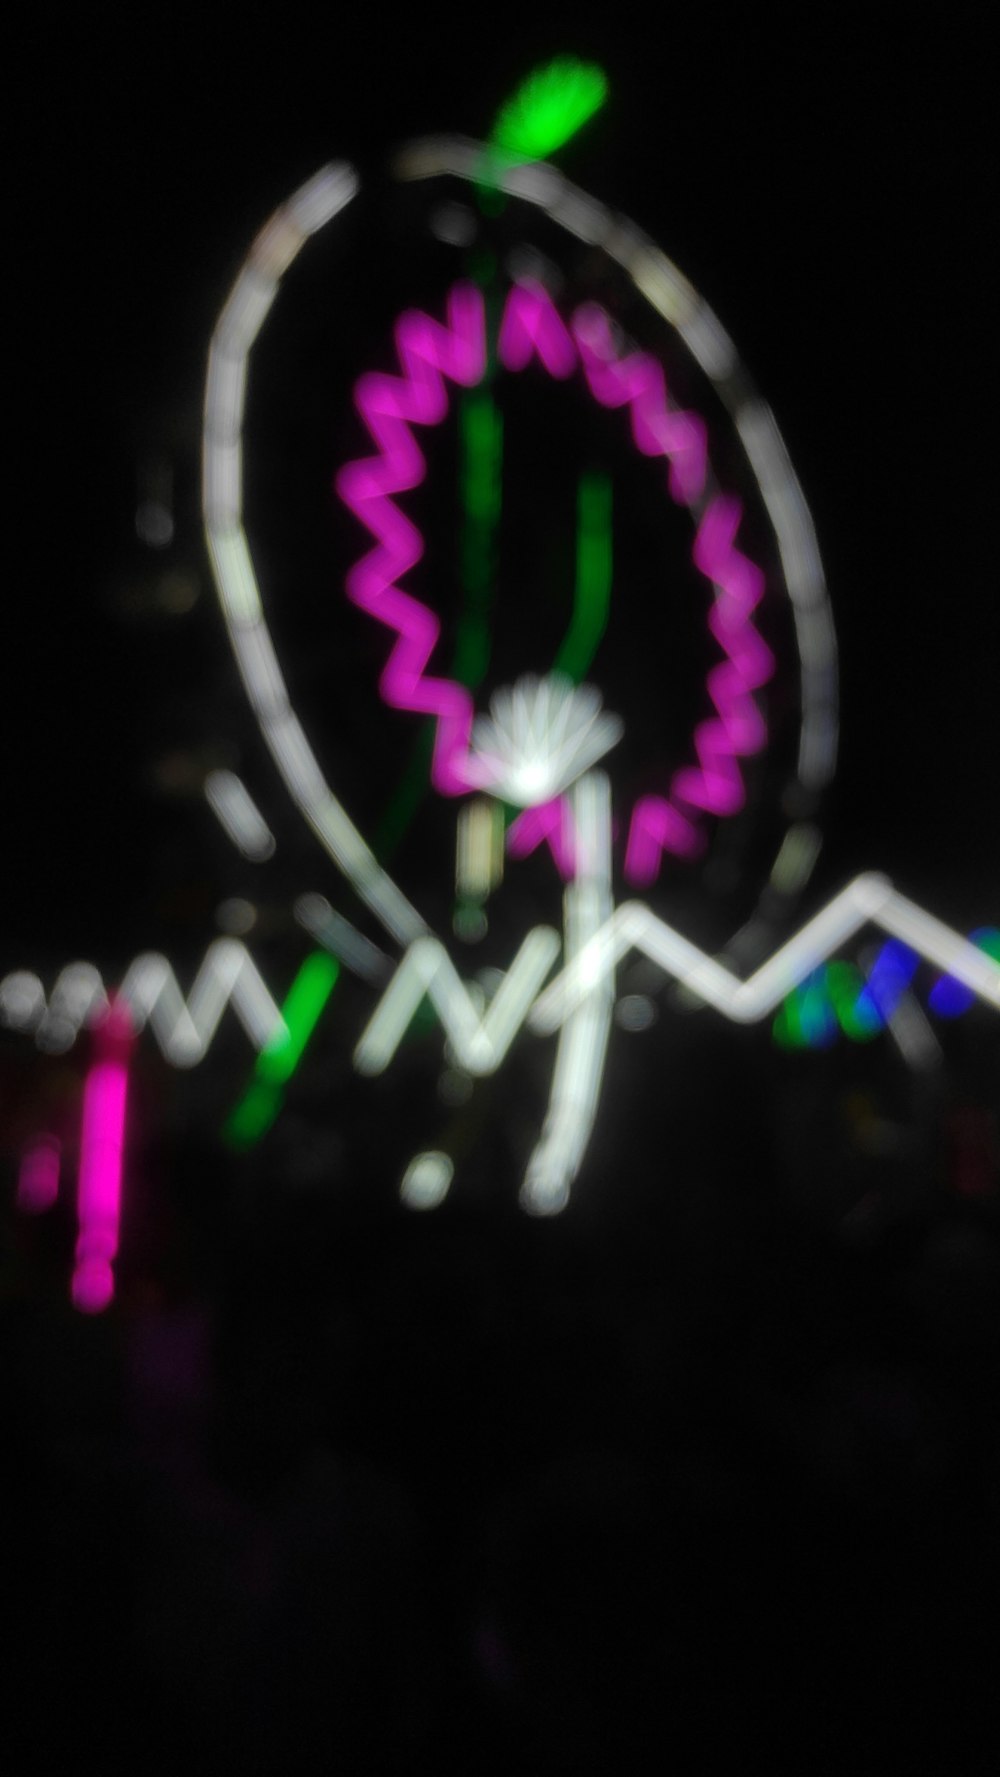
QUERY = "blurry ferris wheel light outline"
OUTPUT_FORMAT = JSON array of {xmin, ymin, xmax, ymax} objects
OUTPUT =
[{"xmin": 204, "ymin": 141, "xmax": 838, "ymax": 952}]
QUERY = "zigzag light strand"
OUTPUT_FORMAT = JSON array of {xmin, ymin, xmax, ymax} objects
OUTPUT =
[
  {"xmin": 336, "ymin": 278, "xmax": 774, "ymax": 883},
  {"xmin": 1, "ymin": 940, "xmax": 288, "ymax": 1065}
]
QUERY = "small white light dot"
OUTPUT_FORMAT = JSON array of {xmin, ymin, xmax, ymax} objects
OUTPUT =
[{"xmin": 400, "ymin": 1152, "xmax": 454, "ymax": 1211}]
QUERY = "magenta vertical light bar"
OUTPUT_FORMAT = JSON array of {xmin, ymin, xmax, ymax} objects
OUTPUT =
[
  {"xmin": 17, "ymin": 1134, "xmax": 61, "ymax": 1213},
  {"xmin": 72, "ymin": 1000, "xmax": 133, "ymax": 1315}
]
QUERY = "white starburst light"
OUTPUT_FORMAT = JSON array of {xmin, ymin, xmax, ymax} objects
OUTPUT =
[{"xmin": 468, "ymin": 674, "xmax": 623, "ymax": 806}]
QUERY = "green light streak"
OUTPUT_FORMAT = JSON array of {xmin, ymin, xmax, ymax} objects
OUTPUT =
[
  {"xmin": 773, "ymin": 971, "xmax": 834, "ymax": 1050},
  {"xmin": 555, "ymin": 471, "xmax": 613, "ymax": 683},
  {"xmin": 454, "ymin": 389, "xmax": 503, "ymax": 688},
  {"xmin": 373, "ymin": 723, "xmax": 435, "ymax": 863},
  {"xmin": 772, "ymin": 995, "xmax": 806, "ymax": 1049},
  {"xmin": 224, "ymin": 952, "xmax": 339, "ymax": 1146},
  {"xmin": 774, "ymin": 959, "xmax": 886, "ymax": 1049},
  {"xmin": 826, "ymin": 961, "xmax": 881, "ymax": 1042},
  {"xmin": 491, "ymin": 57, "xmax": 608, "ymax": 162}
]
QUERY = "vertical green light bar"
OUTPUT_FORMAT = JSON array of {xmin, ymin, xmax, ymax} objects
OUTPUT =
[
  {"xmin": 453, "ymin": 388, "xmax": 503, "ymax": 689},
  {"xmin": 773, "ymin": 987, "xmax": 810, "ymax": 1049},
  {"xmin": 555, "ymin": 471, "xmax": 613, "ymax": 683},
  {"xmin": 224, "ymin": 952, "xmax": 340, "ymax": 1147},
  {"xmin": 373, "ymin": 724, "xmax": 435, "ymax": 863}
]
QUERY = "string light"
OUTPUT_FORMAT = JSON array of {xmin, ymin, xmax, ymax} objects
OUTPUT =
[{"xmin": 337, "ymin": 277, "xmax": 773, "ymax": 879}]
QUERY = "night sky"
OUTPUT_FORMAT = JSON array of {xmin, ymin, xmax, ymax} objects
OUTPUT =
[
  {"xmin": 4, "ymin": 12, "xmax": 999, "ymax": 1772},
  {"xmin": 6, "ymin": 14, "xmax": 997, "ymax": 952}
]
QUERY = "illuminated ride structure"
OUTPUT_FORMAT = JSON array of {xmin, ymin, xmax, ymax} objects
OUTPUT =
[{"xmin": 3, "ymin": 71, "xmax": 999, "ymax": 1308}]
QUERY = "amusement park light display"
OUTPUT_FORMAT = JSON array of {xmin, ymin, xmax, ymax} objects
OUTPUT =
[{"xmin": 2, "ymin": 61, "xmax": 998, "ymax": 1307}]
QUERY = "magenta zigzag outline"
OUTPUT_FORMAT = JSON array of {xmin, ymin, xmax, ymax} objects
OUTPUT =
[{"xmin": 336, "ymin": 278, "xmax": 774, "ymax": 883}]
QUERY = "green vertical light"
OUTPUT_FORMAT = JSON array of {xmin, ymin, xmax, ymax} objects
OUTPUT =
[
  {"xmin": 453, "ymin": 388, "xmax": 503, "ymax": 689},
  {"xmin": 373, "ymin": 723, "xmax": 435, "ymax": 863},
  {"xmin": 773, "ymin": 989, "xmax": 810, "ymax": 1049},
  {"xmin": 224, "ymin": 952, "xmax": 340, "ymax": 1146},
  {"xmin": 555, "ymin": 471, "xmax": 613, "ymax": 683},
  {"xmin": 827, "ymin": 960, "xmax": 881, "ymax": 1042}
]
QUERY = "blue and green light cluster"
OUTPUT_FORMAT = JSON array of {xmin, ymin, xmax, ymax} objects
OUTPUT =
[{"xmin": 774, "ymin": 928, "xmax": 1000, "ymax": 1050}]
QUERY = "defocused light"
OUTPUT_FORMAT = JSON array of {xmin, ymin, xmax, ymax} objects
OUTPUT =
[
  {"xmin": 490, "ymin": 57, "xmax": 608, "ymax": 163},
  {"xmin": 215, "ymin": 896, "xmax": 257, "ymax": 935},
  {"xmin": 338, "ymin": 276, "xmax": 769, "ymax": 888},
  {"xmin": 17, "ymin": 1135, "xmax": 61, "ymax": 1214},
  {"xmin": 437, "ymin": 1066, "xmax": 473, "ymax": 1105},
  {"xmin": 554, "ymin": 472, "xmax": 613, "ymax": 684},
  {"xmin": 2, "ymin": 945, "xmax": 287, "ymax": 1064},
  {"xmin": 519, "ymin": 770, "xmax": 613, "ymax": 1214},
  {"xmin": 204, "ymin": 162, "xmax": 425, "ymax": 949},
  {"xmin": 393, "ymin": 136, "xmax": 839, "ymax": 887},
  {"xmin": 615, "ymin": 993, "xmax": 657, "ymax": 1032},
  {"xmin": 355, "ymin": 926, "xmax": 560, "ymax": 1077},
  {"xmin": 769, "ymin": 823, "xmax": 822, "ymax": 895},
  {"xmin": 400, "ymin": 1150, "xmax": 453, "ymax": 1210},
  {"xmin": 336, "ymin": 283, "xmax": 487, "ymax": 796},
  {"xmin": 72, "ymin": 1002, "xmax": 133, "ymax": 1315},
  {"xmin": 293, "ymin": 893, "xmax": 390, "ymax": 984},
  {"xmin": 430, "ymin": 202, "xmax": 476, "ymax": 246},
  {"xmin": 929, "ymin": 928, "xmax": 1000, "ymax": 1018},
  {"xmin": 204, "ymin": 769, "xmax": 276, "ymax": 861},
  {"xmin": 135, "ymin": 500, "xmax": 174, "ymax": 548},
  {"xmin": 225, "ymin": 952, "xmax": 339, "ymax": 1146},
  {"xmin": 531, "ymin": 876, "xmax": 1000, "ymax": 1032}
]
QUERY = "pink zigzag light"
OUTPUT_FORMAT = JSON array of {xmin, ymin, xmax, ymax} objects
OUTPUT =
[
  {"xmin": 506, "ymin": 797, "xmax": 578, "ymax": 880},
  {"xmin": 336, "ymin": 284, "xmax": 487, "ymax": 795},
  {"xmin": 337, "ymin": 278, "xmax": 774, "ymax": 884}
]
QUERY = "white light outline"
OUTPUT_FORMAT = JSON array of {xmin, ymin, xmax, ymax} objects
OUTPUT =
[
  {"xmin": 529, "ymin": 876, "xmax": 1000, "ymax": 1033},
  {"xmin": 202, "ymin": 162, "xmax": 426, "ymax": 948},
  {"xmin": 394, "ymin": 136, "xmax": 839, "ymax": 825},
  {"xmin": 204, "ymin": 768, "xmax": 276, "ymax": 861},
  {"xmin": 354, "ymin": 925, "xmax": 562, "ymax": 1078},
  {"xmin": 521, "ymin": 769, "xmax": 614, "ymax": 1215},
  {"xmin": 2, "ymin": 941, "xmax": 288, "ymax": 1068},
  {"xmin": 203, "ymin": 143, "xmax": 839, "ymax": 964}
]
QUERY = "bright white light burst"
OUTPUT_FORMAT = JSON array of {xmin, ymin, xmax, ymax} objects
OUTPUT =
[{"xmin": 468, "ymin": 674, "xmax": 623, "ymax": 806}]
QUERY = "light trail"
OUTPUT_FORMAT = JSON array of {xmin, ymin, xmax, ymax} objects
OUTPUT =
[
  {"xmin": 72, "ymin": 1001, "xmax": 133, "ymax": 1314},
  {"xmin": 2, "ymin": 940, "xmax": 288, "ymax": 1066},
  {"xmin": 204, "ymin": 769, "xmax": 276, "ymax": 860},
  {"xmin": 530, "ymin": 877, "xmax": 1000, "ymax": 1033},
  {"xmin": 225, "ymin": 951, "xmax": 340, "ymax": 1146}
]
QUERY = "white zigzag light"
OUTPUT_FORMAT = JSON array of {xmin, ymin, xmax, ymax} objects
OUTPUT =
[{"xmin": 0, "ymin": 941, "xmax": 287, "ymax": 1067}]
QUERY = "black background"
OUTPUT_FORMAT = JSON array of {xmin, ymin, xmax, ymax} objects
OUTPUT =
[{"xmin": 3, "ymin": 10, "xmax": 999, "ymax": 1772}]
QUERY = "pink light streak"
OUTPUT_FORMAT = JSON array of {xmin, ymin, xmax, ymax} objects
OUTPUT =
[
  {"xmin": 337, "ymin": 278, "xmax": 774, "ymax": 882},
  {"xmin": 17, "ymin": 1134, "xmax": 61, "ymax": 1214},
  {"xmin": 72, "ymin": 1000, "xmax": 133, "ymax": 1315},
  {"xmin": 497, "ymin": 281, "xmax": 577, "ymax": 378},
  {"xmin": 569, "ymin": 301, "xmax": 708, "ymax": 505},
  {"xmin": 507, "ymin": 796, "xmax": 577, "ymax": 878},
  {"xmin": 335, "ymin": 284, "xmax": 486, "ymax": 794}
]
